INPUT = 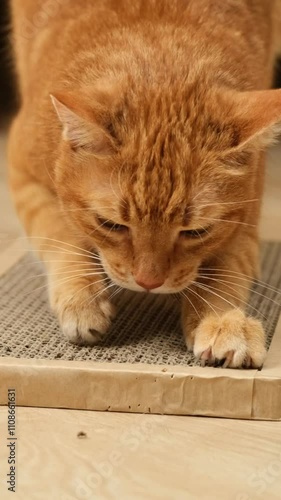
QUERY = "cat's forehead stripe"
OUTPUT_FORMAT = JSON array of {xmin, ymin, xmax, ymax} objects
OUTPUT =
[
  {"xmin": 120, "ymin": 200, "xmax": 131, "ymax": 222},
  {"xmin": 124, "ymin": 193, "xmax": 187, "ymax": 224}
]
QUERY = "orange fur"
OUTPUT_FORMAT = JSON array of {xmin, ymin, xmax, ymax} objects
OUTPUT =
[{"xmin": 8, "ymin": 0, "xmax": 281, "ymax": 366}]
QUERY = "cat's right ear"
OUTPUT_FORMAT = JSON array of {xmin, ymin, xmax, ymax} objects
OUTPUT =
[{"xmin": 50, "ymin": 93, "xmax": 115, "ymax": 156}]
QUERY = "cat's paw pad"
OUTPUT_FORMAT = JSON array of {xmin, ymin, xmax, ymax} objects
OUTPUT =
[
  {"xmin": 52, "ymin": 293, "xmax": 115, "ymax": 345},
  {"xmin": 192, "ymin": 309, "xmax": 266, "ymax": 368}
]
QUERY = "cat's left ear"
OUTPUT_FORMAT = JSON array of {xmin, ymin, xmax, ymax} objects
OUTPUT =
[
  {"xmin": 50, "ymin": 93, "xmax": 116, "ymax": 156},
  {"xmin": 230, "ymin": 88, "xmax": 281, "ymax": 150}
]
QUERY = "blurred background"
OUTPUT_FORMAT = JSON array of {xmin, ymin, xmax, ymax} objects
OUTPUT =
[
  {"xmin": 0, "ymin": 0, "xmax": 280, "ymax": 247},
  {"xmin": 0, "ymin": 0, "xmax": 21, "ymax": 248},
  {"xmin": 0, "ymin": 0, "xmax": 17, "ymax": 123}
]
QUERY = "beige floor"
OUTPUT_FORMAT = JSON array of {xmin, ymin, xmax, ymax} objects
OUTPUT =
[{"xmin": 0, "ymin": 130, "xmax": 280, "ymax": 500}]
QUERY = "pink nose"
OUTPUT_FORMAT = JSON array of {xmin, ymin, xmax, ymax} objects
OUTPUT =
[{"xmin": 135, "ymin": 278, "xmax": 165, "ymax": 290}]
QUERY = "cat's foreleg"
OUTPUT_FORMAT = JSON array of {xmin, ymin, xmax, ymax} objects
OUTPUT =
[
  {"xmin": 181, "ymin": 236, "xmax": 266, "ymax": 368},
  {"xmin": 11, "ymin": 179, "xmax": 115, "ymax": 345}
]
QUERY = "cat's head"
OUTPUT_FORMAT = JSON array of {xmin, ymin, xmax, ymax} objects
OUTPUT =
[{"xmin": 51, "ymin": 81, "xmax": 281, "ymax": 293}]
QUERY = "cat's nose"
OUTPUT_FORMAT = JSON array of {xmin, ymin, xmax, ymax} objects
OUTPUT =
[{"xmin": 135, "ymin": 278, "xmax": 165, "ymax": 290}]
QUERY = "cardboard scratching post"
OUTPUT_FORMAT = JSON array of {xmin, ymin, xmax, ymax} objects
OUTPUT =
[{"xmin": 0, "ymin": 241, "xmax": 280, "ymax": 420}]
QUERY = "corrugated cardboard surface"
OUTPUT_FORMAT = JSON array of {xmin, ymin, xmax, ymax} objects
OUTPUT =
[{"xmin": 0, "ymin": 241, "xmax": 280, "ymax": 420}]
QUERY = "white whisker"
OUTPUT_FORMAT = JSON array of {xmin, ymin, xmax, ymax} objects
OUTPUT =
[
  {"xmin": 24, "ymin": 245, "xmax": 101, "ymax": 261},
  {"xmin": 180, "ymin": 291, "xmax": 201, "ymax": 320},
  {"xmin": 197, "ymin": 199, "xmax": 259, "ymax": 209},
  {"xmin": 198, "ymin": 217, "xmax": 256, "ymax": 227},
  {"xmin": 13, "ymin": 236, "xmax": 97, "ymax": 257},
  {"xmin": 199, "ymin": 275, "xmax": 281, "ymax": 303},
  {"xmin": 26, "ymin": 274, "xmax": 108, "ymax": 298},
  {"xmin": 85, "ymin": 282, "xmax": 117, "ymax": 308},
  {"xmin": 16, "ymin": 260, "xmax": 104, "ymax": 269},
  {"xmin": 186, "ymin": 284, "xmax": 220, "ymax": 317},
  {"xmin": 62, "ymin": 278, "xmax": 110, "ymax": 309},
  {"xmin": 200, "ymin": 269, "xmax": 281, "ymax": 294},
  {"xmin": 194, "ymin": 281, "xmax": 267, "ymax": 320},
  {"xmin": 88, "ymin": 218, "xmax": 113, "ymax": 237},
  {"xmin": 62, "ymin": 206, "xmax": 115, "ymax": 213},
  {"xmin": 26, "ymin": 269, "xmax": 105, "ymax": 281},
  {"xmin": 109, "ymin": 286, "xmax": 123, "ymax": 301}
]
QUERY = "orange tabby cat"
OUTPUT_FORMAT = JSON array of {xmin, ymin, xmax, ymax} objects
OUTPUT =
[{"xmin": 8, "ymin": 0, "xmax": 281, "ymax": 367}]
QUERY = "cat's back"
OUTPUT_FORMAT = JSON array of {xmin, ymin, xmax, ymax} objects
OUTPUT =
[
  {"xmin": 8, "ymin": 0, "xmax": 280, "ymax": 191},
  {"xmin": 12, "ymin": 0, "xmax": 279, "ymax": 87},
  {"xmin": 10, "ymin": 0, "xmax": 280, "ymax": 136}
]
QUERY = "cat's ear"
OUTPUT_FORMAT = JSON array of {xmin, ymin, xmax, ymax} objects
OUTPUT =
[
  {"xmin": 230, "ymin": 89, "xmax": 281, "ymax": 150},
  {"xmin": 50, "ymin": 93, "xmax": 115, "ymax": 156}
]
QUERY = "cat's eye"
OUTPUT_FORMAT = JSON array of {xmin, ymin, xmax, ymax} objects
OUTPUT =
[
  {"xmin": 97, "ymin": 216, "xmax": 128, "ymax": 233},
  {"xmin": 180, "ymin": 227, "xmax": 210, "ymax": 238}
]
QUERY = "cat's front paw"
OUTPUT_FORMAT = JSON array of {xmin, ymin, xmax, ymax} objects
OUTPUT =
[
  {"xmin": 50, "ymin": 288, "xmax": 116, "ymax": 345},
  {"xmin": 188, "ymin": 309, "xmax": 266, "ymax": 368}
]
